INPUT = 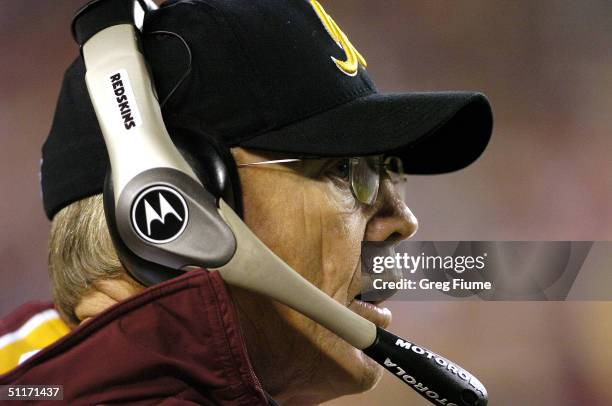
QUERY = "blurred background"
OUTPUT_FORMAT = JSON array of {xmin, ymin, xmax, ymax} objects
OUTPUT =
[{"xmin": 1, "ymin": 1, "xmax": 610, "ymax": 404}]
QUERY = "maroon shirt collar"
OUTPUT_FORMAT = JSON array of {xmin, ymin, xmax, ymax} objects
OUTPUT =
[{"xmin": 1, "ymin": 269, "xmax": 273, "ymax": 405}]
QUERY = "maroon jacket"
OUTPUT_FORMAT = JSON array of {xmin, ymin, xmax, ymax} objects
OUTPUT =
[{"xmin": 0, "ymin": 269, "xmax": 276, "ymax": 405}]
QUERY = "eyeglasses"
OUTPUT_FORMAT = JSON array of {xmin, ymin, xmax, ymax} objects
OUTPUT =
[{"xmin": 237, "ymin": 155, "xmax": 407, "ymax": 206}]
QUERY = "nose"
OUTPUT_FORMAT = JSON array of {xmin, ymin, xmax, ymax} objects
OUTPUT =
[{"xmin": 364, "ymin": 179, "xmax": 418, "ymax": 242}]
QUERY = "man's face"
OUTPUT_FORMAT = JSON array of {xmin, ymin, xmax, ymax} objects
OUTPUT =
[{"xmin": 230, "ymin": 147, "xmax": 418, "ymax": 404}]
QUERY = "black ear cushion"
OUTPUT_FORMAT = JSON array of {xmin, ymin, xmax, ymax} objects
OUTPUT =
[{"xmin": 170, "ymin": 127, "xmax": 243, "ymax": 218}]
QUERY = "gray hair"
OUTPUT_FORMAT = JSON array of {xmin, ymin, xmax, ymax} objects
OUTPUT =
[{"xmin": 48, "ymin": 194, "xmax": 128, "ymax": 325}]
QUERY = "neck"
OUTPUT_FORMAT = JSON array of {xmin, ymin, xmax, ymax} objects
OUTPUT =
[{"xmin": 75, "ymin": 276, "xmax": 143, "ymax": 324}]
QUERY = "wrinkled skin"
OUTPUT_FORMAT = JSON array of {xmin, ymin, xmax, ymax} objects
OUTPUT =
[
  {"xmin": 230, "ymin": 148, "xmax": 418, "ymax": 405},
  {"xmin": 75, "ymin": 147, "xmax": 418, "ymax": 405}
]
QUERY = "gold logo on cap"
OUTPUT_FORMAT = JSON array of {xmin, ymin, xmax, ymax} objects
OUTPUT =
[{"xmin": 310, "ymin": 0, "xmax": 367, "ymax": 76}]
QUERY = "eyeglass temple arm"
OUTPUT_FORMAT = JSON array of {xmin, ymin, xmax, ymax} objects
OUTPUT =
[{"xmin": 236, "ymin": 158, "xmax": 304, "ymax": 167}]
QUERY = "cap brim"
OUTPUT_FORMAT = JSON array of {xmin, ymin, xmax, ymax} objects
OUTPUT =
[{"xmin": 239, "ymin": 91, "xmax": 493, "ymax": 174}]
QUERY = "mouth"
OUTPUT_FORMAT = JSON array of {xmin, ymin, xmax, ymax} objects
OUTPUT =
[
  {"xmin": 348, "ymin": 294, "xmax": 392, "ymax": 329},
  {"xmin": 345, "ymin": 243, "xmax": 401, "ymax": 330}
]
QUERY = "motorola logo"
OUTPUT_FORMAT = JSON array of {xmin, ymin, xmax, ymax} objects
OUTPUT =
[{"xmin": 131, "ymin": 186, "xmax": 189, "ymax": 244}]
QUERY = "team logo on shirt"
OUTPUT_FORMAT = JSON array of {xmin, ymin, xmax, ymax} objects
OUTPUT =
[
  {"xmin": 131, "ymin": 186, "xmax": 188, "ymax": 244},
  {"xmin": 310, "ymin": 0, "xmax": 367, "ymax": 76}
]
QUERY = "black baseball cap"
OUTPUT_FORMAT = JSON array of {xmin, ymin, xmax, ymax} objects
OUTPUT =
[{"xmin": 41, "ymin": 0, "xmax": 493, "ymax": 219}]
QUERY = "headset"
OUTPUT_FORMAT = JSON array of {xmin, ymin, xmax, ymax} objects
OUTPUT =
[{"xmin": 71, "ymin": 1, "xmax": 488, "ymax": 405}]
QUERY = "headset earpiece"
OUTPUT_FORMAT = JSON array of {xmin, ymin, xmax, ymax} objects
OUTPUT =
[
  {"xmin": 103, "ymin": 171, "xmax": 184, "ymax": 286},
  {"xmin": 102, "ymin": 125, "xmax": 244, "ymax": 286}
]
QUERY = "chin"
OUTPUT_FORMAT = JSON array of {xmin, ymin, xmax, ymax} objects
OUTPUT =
[
  {"xmin": 317, "ymin": 339, "xmax": 385, "ymax": 400},
  {"xmin": 346, "ymin": 346, "xmax": 384, "ymax": 393}
]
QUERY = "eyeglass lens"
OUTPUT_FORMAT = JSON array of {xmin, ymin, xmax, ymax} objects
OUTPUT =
[{"xmin": 349, "ymin": 156, "xmax": 382, "ymax": 205}]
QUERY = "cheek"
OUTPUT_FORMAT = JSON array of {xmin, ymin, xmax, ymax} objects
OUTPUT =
[
  {"xmin": 240, "ymin": 170, "xmax": 367, "ymax": 302},
  {"xmin": 316, "ymin": 191, "xmax": 368, "ymax": 302},
  {"xmin": 240, "ymin": 170, "xmax": 324, "ymax": 276},
  {"xmin": 320, "ymin": 214, "xmax": 365, "ymax": 303}
]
